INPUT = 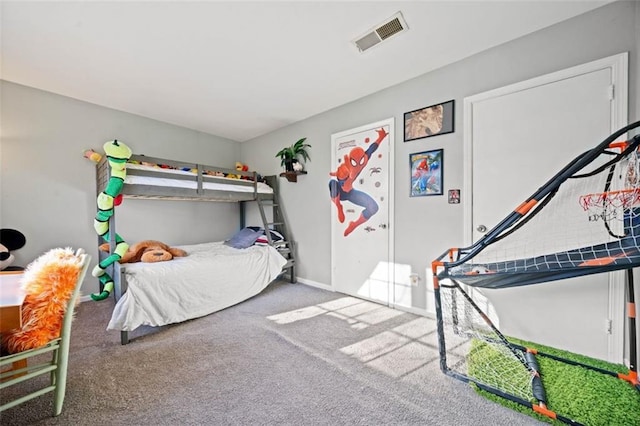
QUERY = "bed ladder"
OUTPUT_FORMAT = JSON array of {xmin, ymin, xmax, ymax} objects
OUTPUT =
[{"xmin": 257, "ymin": 177, "xmax": 296, "ymax": 283}]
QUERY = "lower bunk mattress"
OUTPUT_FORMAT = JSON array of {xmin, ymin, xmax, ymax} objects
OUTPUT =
[{"xmin": 107, "ymin": 241, "xmax": 287, "ymax": 331}]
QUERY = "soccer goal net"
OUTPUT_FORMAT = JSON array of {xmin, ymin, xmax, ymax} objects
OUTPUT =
[{"xmin": 432, "ymin": 121, "xmax": 640, "ymax": 424}]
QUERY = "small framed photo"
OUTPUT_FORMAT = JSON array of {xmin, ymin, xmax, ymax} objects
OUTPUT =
[
  {"xmin": 448, "ymin": 189, "xmax": 460, "ymax": 204},
  {"xmin": 410, "ymin": 149, "xmax": 443, "ymax": 197},
  {"xmin": 404, "ymin": 100, "xmax": 454, "ymax": 142}
]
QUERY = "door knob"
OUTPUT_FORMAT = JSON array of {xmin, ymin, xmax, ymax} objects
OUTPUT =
[{"xmin": 476, "ymin": 225, "xmax": 487, "ymax": 233}]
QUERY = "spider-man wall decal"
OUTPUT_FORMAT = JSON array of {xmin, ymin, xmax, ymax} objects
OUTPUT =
[{"xmin": 329, "ymin": 127, "xmax": 388, "ymax": 236}]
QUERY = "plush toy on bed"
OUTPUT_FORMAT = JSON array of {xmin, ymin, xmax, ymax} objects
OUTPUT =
[
  {"xmin": 83, "ymin": 149, "xmax": 102, "ymax": 163},
  {"xmin": 227, "ymin": 162, "xmax": 249, "ymax": 179},
  {"xmin": 0, "ymin": 228, "xmax": 27, "ymax": 271},
  {"xmin": 91, "ymin": 140, "xmax": 133, "ymax": 301},
  {"xmin": 99, "ymin": 240, "xmax": 187, "ymax": 263}
]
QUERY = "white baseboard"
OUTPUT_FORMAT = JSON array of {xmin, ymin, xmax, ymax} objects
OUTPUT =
[
  {"xmin": 295, "ymin": 277, "xmax": 333, "ymax": 292},
  {"xmin": 390, "ymin": 303, "xmax": 433, "ymax": 319},
  {"xmin": 293, "ymin": 277, "xmax": 433, "ymax": 319}
]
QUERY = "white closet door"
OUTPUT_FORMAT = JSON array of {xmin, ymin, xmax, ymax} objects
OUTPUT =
[{"xmin": 465, "ymin": 53, "xmax": 628, "ymax": 362}]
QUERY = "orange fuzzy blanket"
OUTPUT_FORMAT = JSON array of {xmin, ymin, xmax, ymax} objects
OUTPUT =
[{"xmin": 1, "ymin": 248, "xmax": 83, "ymax": 354}]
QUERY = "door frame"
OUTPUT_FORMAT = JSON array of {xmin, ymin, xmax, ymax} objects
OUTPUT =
[
  {"xmin": 330, "ymin": 117, "xmax": 395, "ymax": 304},
  {"xmin": 462, "ymin": 52, "xmax": 628, "ymax": 362}
]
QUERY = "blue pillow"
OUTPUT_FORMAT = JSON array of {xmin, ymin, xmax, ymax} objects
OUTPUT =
[
  {"xmin": 224, "ymin": 228, "xmax": 261, "ymax": 249},
  {"xmin": 245, "ymin": 226, "xmax": 284, "ymax": 243}
]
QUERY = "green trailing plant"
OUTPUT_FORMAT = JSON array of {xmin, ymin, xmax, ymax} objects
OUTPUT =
[{"xmin": 276, "ymin": 138, "xmax": 311, "ymax": 171}]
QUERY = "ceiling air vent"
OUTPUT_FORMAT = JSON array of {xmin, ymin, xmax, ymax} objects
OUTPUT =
[{"xmin": 353, "ymin": 12, "xmax": 408, "ymax": 53}]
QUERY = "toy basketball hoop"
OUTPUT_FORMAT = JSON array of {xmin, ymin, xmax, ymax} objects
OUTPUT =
[{"xmin": 579, "ymin": 188, "xmax": 640, "ymax": 221}]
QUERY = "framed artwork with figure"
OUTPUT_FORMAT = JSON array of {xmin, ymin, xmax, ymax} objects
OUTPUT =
[
  {"xmin": 410, "ymin": 149, "xmax": 443, "ymax": 197},
  {"xmin": 404, "ymin": 100, "xmax": 454, "ymax": 142}
]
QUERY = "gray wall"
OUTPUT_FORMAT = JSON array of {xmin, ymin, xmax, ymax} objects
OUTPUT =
[
  {"xmin": 242, "ymin": 1, "xmax": 638, "ymax": 292},
  {"xmin": 0, "ymin": 81, "xmax": 241, "ymax": 295},
  {"xmin": 240, "ymin": 0, "xmax": 639, "ymax": 361}
]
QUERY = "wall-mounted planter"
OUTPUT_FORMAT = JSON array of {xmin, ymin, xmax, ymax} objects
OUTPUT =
[{"xmin": 279, "ymin": 171, "xmax": 307, "ymax": 182}]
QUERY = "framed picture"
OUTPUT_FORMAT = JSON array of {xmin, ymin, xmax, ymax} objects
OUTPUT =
[
  {"xmin": 448, "ymin": 189, "xmax": 460, "ymax": 204},
  {"xmin": 410, "ymin": 149, "xmax": 443, "ymax": 197},
  {"xmin": 404, "ymin": 100, "xmax": 454, "ymax": 142}
]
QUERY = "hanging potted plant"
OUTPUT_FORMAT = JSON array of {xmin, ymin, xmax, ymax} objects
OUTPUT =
[{"xmin": 276, "ymin": 137, "xmax": 311, "ymax": 172}]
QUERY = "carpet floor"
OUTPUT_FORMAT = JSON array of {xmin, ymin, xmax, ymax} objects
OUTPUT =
[{"xmin": 0, "ymin": 280, "xmax": 542, "ymax": 425}]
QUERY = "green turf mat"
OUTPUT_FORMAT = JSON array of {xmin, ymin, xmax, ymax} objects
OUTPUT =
[{"xmin": 469, "ymin": 338, "xmax": 640, "ymax": 425}]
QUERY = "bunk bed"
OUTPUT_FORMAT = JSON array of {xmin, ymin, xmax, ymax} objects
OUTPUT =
[{"xmin": 95, "ymin": 154, "xmax": 295, "ymax": 344}]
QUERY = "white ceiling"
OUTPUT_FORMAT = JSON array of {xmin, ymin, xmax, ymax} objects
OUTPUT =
[{"xmin": 1, "ymin": 1, "xmax": 611, "ymax": 142}]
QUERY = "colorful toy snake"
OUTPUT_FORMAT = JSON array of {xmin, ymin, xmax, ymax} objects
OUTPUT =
[{"xmin": 90, "ymin": 140, "xmax": 132, "ymax": 301}]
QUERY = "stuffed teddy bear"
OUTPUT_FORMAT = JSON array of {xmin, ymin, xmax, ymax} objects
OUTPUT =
[
  {"xmin": 99, "ymin": 240, "xmax": 187, "ymax": 263},
  {"xmin": 0, "ymin": 228, "xmax": 26, "ymax": 271}
]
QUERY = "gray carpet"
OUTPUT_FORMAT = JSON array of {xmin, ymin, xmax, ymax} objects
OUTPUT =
[{"xmin": 1, "ymin": 281, "xmax": 542, "ymax": 425}]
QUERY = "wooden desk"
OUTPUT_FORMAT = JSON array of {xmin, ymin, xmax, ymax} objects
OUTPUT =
[
  {"xmin": 0, "ymin": 271, "xmax": 25, "ymax": 332},
  {"xmin": 0, "ymin": 271, "xmax": 27, "ymax": 378}
]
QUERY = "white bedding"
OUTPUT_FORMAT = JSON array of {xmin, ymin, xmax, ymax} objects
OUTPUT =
[
  {"xmin": 125, "ymin": 163, "xmax": 273, "ymax": 194},
  {"xmin": 107, "ymin": 241, "xmax": 287, "ymax": 331}
]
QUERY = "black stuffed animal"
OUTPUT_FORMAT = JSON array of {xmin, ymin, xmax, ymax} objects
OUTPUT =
[{"xmin": 0, "ymin": 229, "xmax": 26, "ymax": 271}]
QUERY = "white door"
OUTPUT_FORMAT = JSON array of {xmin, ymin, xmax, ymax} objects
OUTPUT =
[
  {"xmin": 465, "ymin": 53, "xmax": 628, "ymax": 362},
  {"xmin": 331, "ymin": 118, "xmax": 394, "ymax": 304}
]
